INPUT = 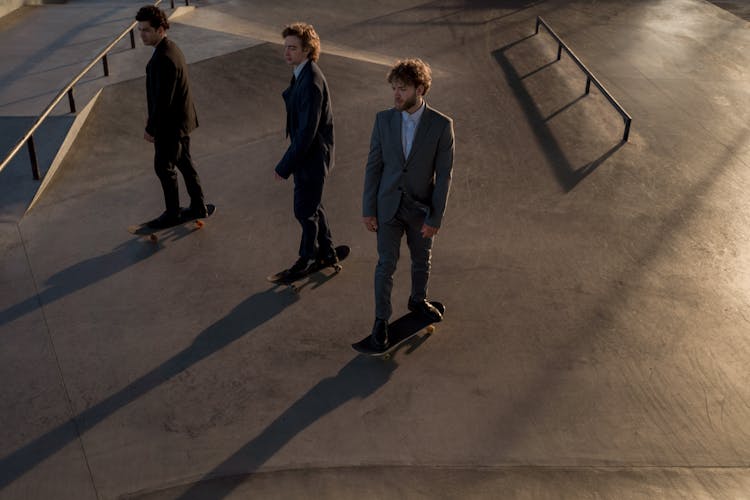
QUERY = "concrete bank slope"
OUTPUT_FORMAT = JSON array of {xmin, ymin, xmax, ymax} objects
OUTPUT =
[{"xmin": 2, "ymin": 0, "xmax": 750, "ymax": 498}]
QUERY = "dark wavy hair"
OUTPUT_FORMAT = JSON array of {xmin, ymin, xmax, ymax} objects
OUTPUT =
[
  {"xmin": 282, "ymin": 22, "xmax": 321, "ymax": 62},
  {"xmin": 135, "ymin": 5, "xmax": 169, "ymax": 30},
  {"xmin": 387, "ymin": 59, "xmax": 432, "ymax": 95}
]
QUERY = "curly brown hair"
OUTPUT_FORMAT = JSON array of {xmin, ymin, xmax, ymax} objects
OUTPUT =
[
  {"xmin": 387, "ymin": 59, "xmax": 432, "ymax": 95},
  {"xmin": 135, "ymin": 5, "xmax": 169, "ymax": 30},
  {"xmin": 282, "ymin": 22, "xmax": 321, "ymax": 62}
]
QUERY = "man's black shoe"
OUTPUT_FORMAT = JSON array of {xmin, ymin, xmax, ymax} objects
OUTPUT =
[
  {"xmin": 371, "ymin": 318, "xmax": 389, "ymax": 350},
  {"xmin": 317, "ymin": 248, "xmax": 339, "ymax": 267},
  {"xmin": 146, "ymin": 210, "xmax": 181, "ymax": 229},
  {"xmin": 283, "ymin": 256, "xmax": 317, "ymax": 279},
  {"xmin": 185, "ymin": 204, "xmax": 208, "ymax": 219},
  {"xmin": 408, "ymin": 298, "xmax": 443, "ymax": 322}
]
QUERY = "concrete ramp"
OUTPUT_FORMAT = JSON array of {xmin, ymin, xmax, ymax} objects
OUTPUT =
[{"xmin": 2, "ymin": 0, "xmax": 750, "ymax": 498}]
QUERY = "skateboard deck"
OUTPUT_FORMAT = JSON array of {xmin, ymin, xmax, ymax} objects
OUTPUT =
[
  {"xmin": 128, "ymin": 204, "xmax": 215, "ymax": 241},
  {"xmin": 267, "ymin": 245, "xmax": 350, "ymax": 293},
  {"xmin": 352, "ymin": 301, "xmax": 445, "ymax": 360}
]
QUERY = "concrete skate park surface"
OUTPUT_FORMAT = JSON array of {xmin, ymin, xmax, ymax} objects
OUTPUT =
[{"xmin": 2, "ymin": 0, "xmax": 750, "ymax": 498}]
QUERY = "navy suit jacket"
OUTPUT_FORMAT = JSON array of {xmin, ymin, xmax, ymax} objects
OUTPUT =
[
  {"xmin": 275, "ymin": 60, "xmax": 334, "ymax": 181},
  {"xmin": 145, "ymin": 37, "xmax": 198, "ymax": 139}
]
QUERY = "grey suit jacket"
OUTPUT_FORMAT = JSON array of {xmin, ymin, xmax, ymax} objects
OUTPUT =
[{"xmin": 362, "ymin": 104, "xmax": 454, "ymax": 228}]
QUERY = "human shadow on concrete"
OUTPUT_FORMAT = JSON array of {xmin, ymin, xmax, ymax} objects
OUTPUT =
[
  {"xmin": 492, "ymin": 36, "xmax": 623, "ymax": 191},
  {"xmin": 0, "ymin": 287, "xmax": 297, "ymax": 489},
  {"xmin": 171, "ymin": 355, "xmax": 396, "ymax": 500},
  {"xmin": 0, "ymin": 238, "xmax": 156, "ymax": 328}
]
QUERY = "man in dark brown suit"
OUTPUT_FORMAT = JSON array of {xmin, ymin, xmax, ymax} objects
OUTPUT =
[{"xmin": 136, "ymin": 5, "xmax": 207, "ymax": 228}]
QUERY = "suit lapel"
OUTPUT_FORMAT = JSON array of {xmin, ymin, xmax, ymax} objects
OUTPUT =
[
  {"xmin": 390, "ymin": 109, "xmax": 404, "ymax": 163},
  {"xmin": 406, "ymin": 104, "xmax": 434, "ymax": 165}
]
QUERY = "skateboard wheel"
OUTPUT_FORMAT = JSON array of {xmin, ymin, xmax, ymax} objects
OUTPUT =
[
  {"xmin": 382, "ymin": 353, "xmax": 391, "ymax": 361},
  {"xmin": 195, "ymin": 220, "xmax": 204, "ymax": 228},
  {"xmin": 290, "ymin": 285, "xmax": 299, "ymax": 293},
  {"xmin": 426, "ymin": 325, "xmax": 435, "ymax": 334},
  {"xmin": 149, "ymin": 234, "xmax": 158, "ymax": 243}
]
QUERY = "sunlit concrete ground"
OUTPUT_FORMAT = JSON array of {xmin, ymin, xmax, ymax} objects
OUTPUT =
[{"xmin": 1, "ymin": 0, "xmax": 750, "ymax": 498}]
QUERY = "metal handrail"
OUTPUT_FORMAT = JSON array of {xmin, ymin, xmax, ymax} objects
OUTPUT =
[
  {"xmin": 0, "ymin": 0, "xmax": 189, "ymax": 180},
  {"xmin": 535, "ymin": 16, "xmax": 632, "ymax": 142}
]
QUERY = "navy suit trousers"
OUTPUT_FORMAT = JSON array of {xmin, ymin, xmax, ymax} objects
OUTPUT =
[{"xmin": 293, "ymin": 175, "xmax": 333, "ymax": 261}]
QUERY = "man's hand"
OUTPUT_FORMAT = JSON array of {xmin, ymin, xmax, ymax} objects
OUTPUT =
[
  {"xmin": 274, "ymin": 171, "xmax": 284, "ymax": 181},
  {"xmin": 363, "ymin": 216, "xmax": 378, "ymax": 232},
  {"xmin": 421, "ymin": 224, "xmax": 439, "ymax": 238},
  {"xmin": 143, "ymin": 131, "xmax": 155, "ymax": 143}
]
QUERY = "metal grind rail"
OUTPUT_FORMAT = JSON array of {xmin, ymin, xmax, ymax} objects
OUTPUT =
[
  {"xmin": 535, "ymin": 16, "xmax": 632, "ymax": 142},
  {"xmin": 0, "ymin": 0, "xmax": 189, "ymax": 180}
]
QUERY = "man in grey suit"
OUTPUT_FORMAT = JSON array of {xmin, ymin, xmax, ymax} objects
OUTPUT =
[
  {"xmin": 362, "ymin": 58, "xmax": 454, "ymax": 349},
  {"xmin": 275, "ymin": 22, "xmax": 338, "ymax": 279},
  {"xmin": 136, "ymin": 5, "xmax": 208, "ymax": 228}
]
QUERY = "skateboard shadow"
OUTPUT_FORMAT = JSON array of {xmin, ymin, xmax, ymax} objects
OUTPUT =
[
  {"xmin": 0, "ymin": 239, "xmax": 156, "ymax": 328},
  {"xmin": 0, "ymin": 287, "xmax": 297, "ymax": 490},
  {"xmin": 396, "ymin": 331, "xmax": 432, "ymax": 357},
  {"xmin": 171, "ymin": 356, "xmax": 396, "ymax": 499},
  {"xmin": 130, "ymin": 223, "xmax": 205, "ymax": 245},
  {"xmin": 295, "ymin": 268, "xmax": 342, "ymax": 292}
]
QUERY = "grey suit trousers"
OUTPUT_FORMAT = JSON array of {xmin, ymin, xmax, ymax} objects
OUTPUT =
[{"xmin": 375, "ymin": 197, "xmax": 433, "ymax": 320}]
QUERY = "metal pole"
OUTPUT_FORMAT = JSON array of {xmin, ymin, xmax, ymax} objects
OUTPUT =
[
  {"xmin": 585, "ymin": 77, "xmax": 591, "ymax": 95},
  {"xmin": 28, "ymin": 136, "xmax": 40, "ymax": 180},
  {"xmin": 102, "ymin": 54, "xmax": 110, "ymax": 77},
  {"xmin": 130, "ymin": 29, "xmax": 136, "ymax": 49},
  {"xmin": 623, "ymin": 118, "xmax": 631, "ymax": 142},
  {"xmin": 67, "ymin": 88, "xmax": 76, "ymax": 113},
  {"xmin": 557, "ymin": 43, "xmax": 562, "ymax": 61}
]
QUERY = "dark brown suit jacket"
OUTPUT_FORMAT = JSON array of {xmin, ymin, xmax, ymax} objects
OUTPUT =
[{"xmin": 146, "ymin": 37, "xmax": 198, "ymax": 139}]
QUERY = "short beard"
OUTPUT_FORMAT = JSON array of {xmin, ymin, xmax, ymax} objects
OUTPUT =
[{"xmin": 397, "ymin": 94, "xmax": 419, "ymax": 112}]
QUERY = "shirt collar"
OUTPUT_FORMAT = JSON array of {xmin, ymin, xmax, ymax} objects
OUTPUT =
[
  {"xmin": 402, "ymin": 100, "xmax": 426, "ymax": 123},
  {"xmin": 293, "ymin": 59, "xmax": 309, "ymax": 80}
]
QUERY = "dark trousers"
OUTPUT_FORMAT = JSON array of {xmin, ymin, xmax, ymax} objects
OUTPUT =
[
  {"xmin": 153, "ymin": 135, "xmax": 204, "ymax": 215},
  {"xmin": 374, "ymin": 198, "xmax": 433, "ymax": 321},
  {"xmin": 293, "ymin": 176, "xmax": 333, "ymax": 261}
]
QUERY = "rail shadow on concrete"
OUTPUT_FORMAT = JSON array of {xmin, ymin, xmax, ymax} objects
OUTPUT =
[{"xmin": 493, "ymin": 34, "xmax": 624, "ymax": 191}]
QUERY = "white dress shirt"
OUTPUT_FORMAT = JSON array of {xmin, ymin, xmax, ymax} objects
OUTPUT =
[
  {"xmin": 293, "ymin": 58, "xmax": 309, "ymax": 81},
  {"xmin": 402, "ymin": 101, "xmax": 425, "ymax": 158}
]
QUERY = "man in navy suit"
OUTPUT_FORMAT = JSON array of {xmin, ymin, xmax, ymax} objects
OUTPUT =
[
  {"xmin": 274, "ymin": 22, "xmax": 337, "ymax": 279},
  {"xmin": 362, "ymin": 59, "xmax": 454, "ymax": 349},
  {"xmin": 136, "ymin": 5, "xmax": 208, "ymax": 228}
]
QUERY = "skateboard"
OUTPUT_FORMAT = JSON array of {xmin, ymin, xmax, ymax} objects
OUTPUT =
[
  {"xmin": 352, "ymin": 301, "xmax": 445, "ymax": 360},
  {"xmin": 267, "ymin": 245, "xmax": 350, "ymax": 293},
  {"xmin": 128, "ymin": 204, "xmax": 216, "ymax": 242}
]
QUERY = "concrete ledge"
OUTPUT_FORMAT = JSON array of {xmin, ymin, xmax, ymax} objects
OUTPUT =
[
  {"xmin": 0, "ymin": 0, "xmax": 24, "ymax": 18},
  {"xmin": 25, "ymin": 89, "xmax": 102, "ymax": 215},
  {"xmin": 169, "ymin": 5, "xmax": 195, "ymax": 20}
]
